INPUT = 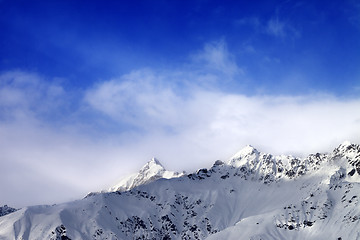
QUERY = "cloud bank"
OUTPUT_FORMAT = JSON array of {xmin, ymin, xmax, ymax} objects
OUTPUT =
[
  {"xmin": 85, "ymin": 69, "xmax": 360, "ymax": 158},
  {"xmin": 1, "ymin": 41, "xmax": 360, "ymax": 207}
]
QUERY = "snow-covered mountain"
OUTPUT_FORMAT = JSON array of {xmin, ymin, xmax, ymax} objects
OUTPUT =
[
  {"xmin": 108, "ymin": 157, "xmax": 185, "ymax": 192},
  {"xmin": 1, "ymin": 141, "xmax": 359, "ymax": 240}
]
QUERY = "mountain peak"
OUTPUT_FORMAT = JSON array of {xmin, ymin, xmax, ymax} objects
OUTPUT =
[
  {"xmin": 336, "ymin": 140, "xmax": 359, "ymax": 149},
  {"xmin": 237, "ymin": 144, "xmax": 258, "ymax": 155},
  {"xmin": 147, "ymin": 157, "xmax": 164, "ymax": 168},
  {"xmin": 139, "ymin": 157, "xmax": 165, "ymax": 175},
  {"xmin": 333, "ymin": 141, "xmax": 360, "ymax": 156},
  {"xmin": 109, "ymin": 157, "xmax": 183, "ymax": 192},
  {"xmin": 228, "ymin": 145, "xmax": 260, "ymax": 168},
  {"xmin": 340, "ymin": 140, "xmax": 352, "ymax": 146},
  {"xmin": 229, "ymin": 145, "xmax": 258, "ymax": 159}
]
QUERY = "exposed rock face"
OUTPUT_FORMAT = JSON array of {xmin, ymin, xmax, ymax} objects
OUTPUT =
[
  {"xmin": 332, "ymin": 141, "xmax": 360, "ymax": 175},
  {"xmin": 0, "ymin": 205, "xmax": 17, "ymax": 217}
]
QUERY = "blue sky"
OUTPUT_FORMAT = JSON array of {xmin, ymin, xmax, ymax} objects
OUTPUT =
[
  {"xmin": 1, "ymin": 0, "xmax": 360, "ymax": 207},
  {"xmin": 1, "ymin": 0, "xmax": 359, "ymax": 94}
]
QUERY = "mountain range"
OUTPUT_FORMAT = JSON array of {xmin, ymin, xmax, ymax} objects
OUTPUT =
[{"xmin": 0, "ymin": 141, "xmax": 359, "ymax": 239}]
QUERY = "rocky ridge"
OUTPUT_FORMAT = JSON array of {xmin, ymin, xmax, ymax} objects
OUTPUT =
[{"xmin": 0, "ymin": 205, "xmax": 16, "ymax": 217}]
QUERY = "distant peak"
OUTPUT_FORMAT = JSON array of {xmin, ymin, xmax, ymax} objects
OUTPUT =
[
  {"xmin": 213, "ymin": 160, "xmax": 224, "ymax": 166},
  {"xmin": 231, "ymin": 145, "xmax": 259, "ymax": 159},
  {"xmin": 334, "ymin": 141, "xmax": 358, "ymax": 151},
  {"xmin": 108, "ymin": 156, "xmax": 184, "ymax": 193},
  {"xmin": 149, "ymin": 157, "xmax": 162, "ymax": 166},
  {"xmin": 333, "ymin": 141, "xmax": 360, "ymax": 156},
  {"xmin": 140, "ymin": 157, "xmax": 165, "ymax": 173},
  {"xmin": 227, "ymin": 144, "xmax": 260, "ymax": 167},
  {"xmin": 243, "ymin": 144, "xmax": 256, "ymax": 151},
  {"xmin": 339, "ymin": 140, "xmax": 353, "ymax": 147}
]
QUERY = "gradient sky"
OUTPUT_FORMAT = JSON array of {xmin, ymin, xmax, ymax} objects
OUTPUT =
[{"xmin": 1, "ymin": 0, "xmax": 360, "ymax": 207}]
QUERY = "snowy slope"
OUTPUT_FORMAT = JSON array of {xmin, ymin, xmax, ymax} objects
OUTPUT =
[{"xmin": 0, "ymin": 142, "xmax": 359, "ymax": 240}]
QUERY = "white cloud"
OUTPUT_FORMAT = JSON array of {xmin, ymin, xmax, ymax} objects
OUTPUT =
[
  {"xmin": 0, "ymin": 43, "xmax": 360, "ymax": 207},
  {"xmin": 85, "ymin": 70, "xmax": 185, "ymax": 129},
  {"xmin": 190, "ymin": 39, "xmax": 244, "ymax": 79},
  {"xmin": 85, "ymin": 40, "xmax": 245, "ymax": 129},
  {"xmin": 84, "ymin": 67, "xmax": 360, "ymax": 165},
  {"xmin": 0, "ymin": 71, "xmax": 66, "ymax": 121}
]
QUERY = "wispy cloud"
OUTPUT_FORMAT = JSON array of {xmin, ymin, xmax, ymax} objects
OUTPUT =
[
  {"xmin": 236, "ymin": 16, "xmax": 300, "ymax": 39},
  {"xmin": 0, "ymin": 71, "xmax": 66, "ymax": 121},
  {"xmin": 267, "ymin": 16, "xmax": 301, "ymax": 39},
  {"xmin": 266, "ymin": 17, "xmax": 286, "ymax": 37},
  {"xmin": 190, "ymin": 39, "xmax": 244, "ymax": 79},
  {"xmin": 85, "ymin": 74, "xmax": 360, "ymax": 158},
  {"xmin": 85, "ymin": 69, "xmax": 185, "ymax": 129}
]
